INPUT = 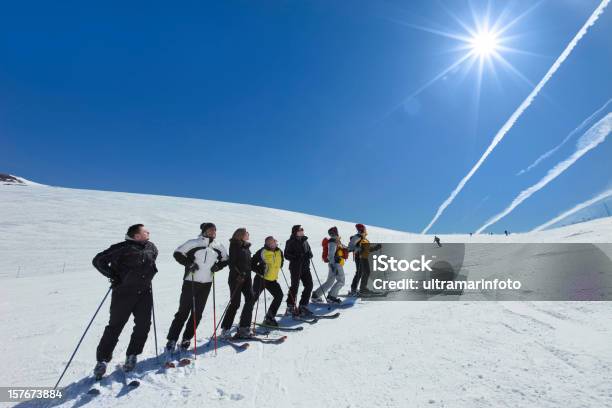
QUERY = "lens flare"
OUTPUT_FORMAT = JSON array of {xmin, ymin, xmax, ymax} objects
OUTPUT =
[{"xmin": 470, "ymin": 31, "xmax": 499, "ymax": 57}]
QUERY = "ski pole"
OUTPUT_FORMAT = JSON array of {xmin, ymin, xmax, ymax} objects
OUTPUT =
[
  {"xmin": 54, "ymin": 286, "xmax": 112, "ymax": 390},
  {"xmin": 210, "ymin": 277, "xmax": 245, "ymax": 337},
  {"xmin": 263, "ymin": 279, "xmax": 268, "ymax": 317},
  {"xmin": 212, "ymin": 272, "xmax": 217, "ymax": 355},
  {"xmin": 252, "ymin": 280, "xmax": 261, "ymax": 332},
  {"xmin": 310, "ymin": 259, "xmax": 331, "ymax": 310},
  {"xmin": 151, "ymin": 284, "xmax": 159, "ymax": 363},
  {"xmin": 191, "ymin": 273, "xmax": 197, "ymax": 360},
  {"xmin": 280, "ymin": 266, "xmax": 298, "ymax": 310}
]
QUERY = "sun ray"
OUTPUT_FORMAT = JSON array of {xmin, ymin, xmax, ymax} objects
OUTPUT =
[
  {"xmin": 374, "ymin": 51, "xmax": 475, "ymax": 125},
  {"xmin": 376, "ymin": 2, "xmax": 540, "ymax": 124},
  {"xmin": 384, "ymin": 17, "xmax": 472, "ymax": 42},
  {"xmin": 493, "ymin": 52, "xmax": 536, "ymax": 88},
  {"xmin": 495, "ymin": 0, "xmax": 544, "ymax": 37}
]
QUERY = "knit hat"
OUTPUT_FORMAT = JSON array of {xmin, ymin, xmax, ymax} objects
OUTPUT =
[
  {"xmin": 355, "ymin": 223, "xmax": 366, "ymax": 233},
  {"xmin": 291, "ymin": 225, "xmax": 302, "ymax": 234},
  {"xmin": 200, "ymin": 222, "xmax": 216, "ymax": 233},
  {"xmin": 328, "ymin": 226, "xmax": 339, "ymax": 237}
]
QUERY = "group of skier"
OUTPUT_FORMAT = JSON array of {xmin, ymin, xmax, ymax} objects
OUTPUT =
[{"xmin": 90, "ymin": 222, "xmax": 380, "ymax": 378}]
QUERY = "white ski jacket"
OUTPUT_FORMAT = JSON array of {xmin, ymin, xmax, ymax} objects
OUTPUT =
[{"xmin": 174, "ymin": 235, "xmax": 228, "ymax": 283}]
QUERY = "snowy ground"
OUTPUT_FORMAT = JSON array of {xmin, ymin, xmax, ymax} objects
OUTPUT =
[{"xmin": 1, "ymin": 183, "xmax": 612, "ymax": 408}]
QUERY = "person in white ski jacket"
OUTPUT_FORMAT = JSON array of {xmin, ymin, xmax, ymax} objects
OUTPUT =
[{"xmin": 165, "ymin": 223, "xmax": 228, "ymax": 352}]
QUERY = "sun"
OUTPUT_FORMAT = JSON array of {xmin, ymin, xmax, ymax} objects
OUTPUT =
[{"xmin": 469, "ymin": 30, "xmax": 499, "ymax": 57}]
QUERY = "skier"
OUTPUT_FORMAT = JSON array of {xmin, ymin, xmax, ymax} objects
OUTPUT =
[
  {"xmin": 347, "ymin": 224, "xmax": 365, "ymax": 296},
  {"xmin": 504, "ymin": 230, "xmax": 509, "ymax": 236},
  {"xmin": 250, "ymin": 236, "xmax": 285, "ymax": 327},
  {"xmin": 165, "ymin": 223, "xmax": 228, "ymax": 354},
  {"xmin": 434, "ymin": 236, "xmax": 442, "ymax": 247},
  {"xmin": 284, "ymin": 225, "xmax": 314, "ymax": 316},
  {"xmin": 220, "ymin": 228, "xmax": 255, "ymax": 339},
  {"xmin": 347, "ymin": 224, "xmax": 381, "ymax": 296},
  {"xmin": 312, "ymin": 227, "xmax": 346, "ymax": 303},
  {"xmin": 91, "ymin": 224, "xmax": 158, "ymax": 378}
]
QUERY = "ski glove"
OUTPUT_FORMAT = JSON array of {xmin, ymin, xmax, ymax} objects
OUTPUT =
[
  {"xmin": 109, "ymin": 277, "xmax": 122, "ymax": 288},
  {"xmin": 211, "ymin": 260, "xmax": 228, "ymax": 273},
  {"xmin": 186, "ymin": 263, "xmax": 199, "ymax": 274}
]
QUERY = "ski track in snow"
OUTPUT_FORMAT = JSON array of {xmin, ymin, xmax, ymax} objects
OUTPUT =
[{"xmin": 1, "ymin": 185, "xmax": 612, "ymax": 407}]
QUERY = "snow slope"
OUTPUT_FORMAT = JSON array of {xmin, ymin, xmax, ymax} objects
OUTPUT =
[{"xmin": 1, "ymin": 183, "xmax": 612, "ymax": 408}]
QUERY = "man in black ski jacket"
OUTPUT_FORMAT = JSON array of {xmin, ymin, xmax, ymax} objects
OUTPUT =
[
  {"xmin": 91, "ymin": 224, "xmax": 158, "ymax": 378},
  {"xmin": 284, "ymin": 225, "xmax": 314, "ymax": 316}
]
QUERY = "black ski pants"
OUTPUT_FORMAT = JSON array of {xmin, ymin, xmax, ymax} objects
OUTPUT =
[
  {"xmin": 286, "ymin": 260, "xmax": 313, "ymax": 307},
  {"xmin": 166, "ymin": 280, "xmax": 212, "ymax": 343},
  {"xmin": 96, "ymin": 286, "xmax": 152, "ymax": 362},
  {"xmin": 351, "ymin": 258, "xmax": 372, "ymax": 291},
  {"xmin": 252, "ymin": 275, "xmax": 283, "ymax": 319},
  {"xmin": 221, "ymin": 273, "xmax": 254, "ymax": 330}
]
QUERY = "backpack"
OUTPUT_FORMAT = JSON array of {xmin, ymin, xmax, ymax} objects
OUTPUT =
[
  {"xmin": 340, "ymin": 247, "xmax": 349, "ymax": 260},
  {"xmin": 322, "ymin": 237, "xmax": 330, "ymax": 263},
  {"xmin": 322, "ymin": 237, "xmax": 348, "ymax": 263}
]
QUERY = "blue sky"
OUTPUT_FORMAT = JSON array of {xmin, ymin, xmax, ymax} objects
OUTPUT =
[{"xmin": 1, "ymin": 0, "xmax": 611, "ymax": 233}]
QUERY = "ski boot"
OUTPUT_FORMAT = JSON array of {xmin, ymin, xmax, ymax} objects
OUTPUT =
[
  {"xmin": 124, "ymin": 355, "xmax": 137, "ymax": 372},
  {"xmin": 285, "ymin": 304, "xmax": 297, "ymax": 316},
  {"xmin": 298, "ymin": 305, "xmax": 314, "ymax": 317},
  {"xmin": 347, "ymin": 289, "xmax": 359, "ymax": 297},
  {"xmin": 327, "ymin": 295, "xmax": 342, "ymax": 304},
  {"xmin": 220, "ymin": 328, "xmax": 233, "ymax": 339},
  {"xmin": 263, "ymin": 315, "xmax": 279, "ymax": 327},
  {"xmin": 179, "ymin": 339, "xmax": 190, "ymax": 351},
  {"xmin": 165, "ymin": 340, "xmax": 176, "ymax": 352},
  {"xmin": 311, "ymin": 291, "xmax": 323, "ymax": 303},
  {"xmin": 234, "ymin": 327, "xmax": 254, "ymax": 339},
  {"xmin": 93, "ymin": 361, "xmax": 107, "ymax": 380}
]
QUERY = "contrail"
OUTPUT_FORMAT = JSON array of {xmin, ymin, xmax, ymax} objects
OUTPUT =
[
  {"xmin": 531, "ymin": 188, "xmax": 612, "ymax": 232},
  {"xmin": 476, "ymin": 113, "xmax": 612, "ymax": 234},
  {"xmin": 517, "ymin": 97, "xmax": 612, "ymax": 175},
  {"xmin": 421, "ymin": 0, "xmax": 610, "ymax": 234}
]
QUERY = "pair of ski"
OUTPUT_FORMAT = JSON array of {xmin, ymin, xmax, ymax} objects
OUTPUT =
[
  {"xmin": 219, "ymin": 334, "xmax": 288, "ymax": 350},
  {"xmin": 86, "ymin": 365, "xmax": 140, "ymax": 396},
  {"xmin": 276, "ymin": 311, "xmax": 341, "ymax": 324},
  {"xmin": 339, "ymin": 289, "xmax": 399, "ymax": 299},
  {"xmin": 164, "ymin": 348, "xmax": 192, "ymax": 369}
]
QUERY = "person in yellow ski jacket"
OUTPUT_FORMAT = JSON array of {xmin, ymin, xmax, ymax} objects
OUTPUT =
[
  {"xmin": 348, "ymin": 224, "xmax": 382, "ymax": 296},
  {"xmin": 251, "ymin": 236, "xmax": 285, "ymax": 327}
]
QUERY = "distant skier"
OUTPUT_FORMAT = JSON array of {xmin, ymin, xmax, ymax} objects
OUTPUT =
[
  {"xmin": 165, "ymin": 223, "xmax": 228, "ymax": 354},
  {"xmin": 312, "ymin": 226, "xmax": 346, "ymax": 303},
  {"xmin": 434, "ymin": 236, "xmax": 442, "ymax": 247},
  {"xmin": 348, "ymin": 224, "xmax": 381, "ymax": 295},
  {"xmin": 220, "ymin": 228, "xmax": 255, "ymax": 339},
  {"xmin": 250, "ymin": 236, "xmax": 285, "ymax": 327},
  {"xmin": 284, "ymin": 225, "xmax": 314, "ymax": 316},
  {"xmin": 504, "ymin": 230, "xmax": 509, "ymax": 236},
  {"xmin": 91, "ymin": 224, "xmax": 158, "ymax": 379}
]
